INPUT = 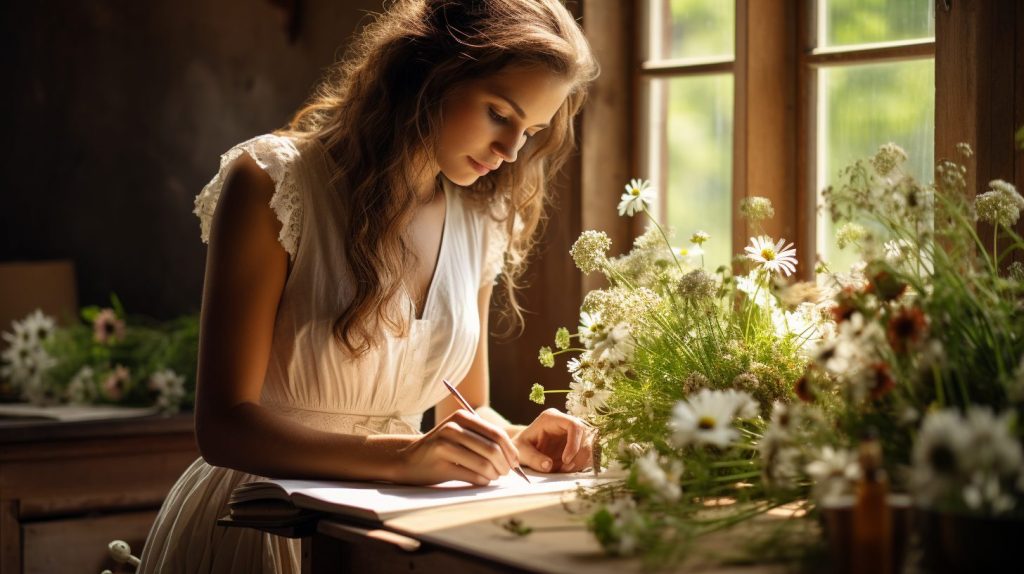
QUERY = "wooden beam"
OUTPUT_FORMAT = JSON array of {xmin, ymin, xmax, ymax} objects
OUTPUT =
[
  {"xmin": 581, "ymin": 0, "xmax": 635, "ymax": 289},
  {"xmin": 734, "ymin": 0, "xmax": 798, "ymax": 263}
]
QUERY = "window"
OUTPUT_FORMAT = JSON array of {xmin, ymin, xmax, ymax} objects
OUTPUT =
[
  {"xmin": 808, "ymin": 0, "xmax": 935, "ymax": 273},
  {"xmin": 639, "ymin": 1, "xmax": 735, "ymax": 271},
  {"xmin": 636, "ymin": 0, "xmax": 936, "ymax": 275}
]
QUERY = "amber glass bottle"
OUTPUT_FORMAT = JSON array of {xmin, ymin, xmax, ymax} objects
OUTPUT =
[{"xmin": 851, "ymin": 434, "xmax": 892, "ymax": 574}]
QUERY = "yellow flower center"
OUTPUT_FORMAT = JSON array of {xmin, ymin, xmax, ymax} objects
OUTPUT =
[
  {"xmin": 697, "ymin": 416, "xmax": 716, "ymax": 430},
  {"xmin": 679, "ymin": 247, "xmax": 689, "ymax": 256},
  {"xmin": 760, "ymin": 248, "xmax": 776, "ymax": 261},
  {"xmin": 630, "ymin": 187, "xmax": 641, "ymax": 197}
]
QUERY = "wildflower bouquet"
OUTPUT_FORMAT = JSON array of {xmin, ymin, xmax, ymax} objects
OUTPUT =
[
  {"xmin": 0, "ymin": 295, "xmax": 199, "ymax": 414},
  {"xmin": 800, "ymin": 143, "xmax": 1024, "ymax": 517},
  {"xmin": 532, "ymin": 180, "xmax": 833, "ymax": 561}
]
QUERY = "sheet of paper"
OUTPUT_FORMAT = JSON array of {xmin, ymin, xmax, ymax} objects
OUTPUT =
[{"xmin": 276, "ymin": 470, "xmax": 601, "ymax": 518}]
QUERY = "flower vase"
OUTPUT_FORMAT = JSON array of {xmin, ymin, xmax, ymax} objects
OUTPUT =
[
  {"xmin": 819, "ymin": 494, "xmax": 911, "ymax": 574},
  {"xmin": 916, "ymin": 508, "xmax": 1024, "ymax": 574}
]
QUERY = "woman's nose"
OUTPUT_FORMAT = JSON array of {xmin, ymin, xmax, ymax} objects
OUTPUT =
[{"xmin": 492, "ymin": 136, "xmax": 521, "ymax": 163}]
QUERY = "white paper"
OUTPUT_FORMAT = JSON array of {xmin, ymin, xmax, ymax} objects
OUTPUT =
[{"xmin": 275, "ymin": 470, "xmax": 599, "ymax": 519}]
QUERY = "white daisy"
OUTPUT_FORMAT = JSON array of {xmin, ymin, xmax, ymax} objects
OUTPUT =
[
  {"xmin": 617, "ymin": 178, "xmax": 656, "ymax": 217},
  {"xmin": 633, "ymin": 450, "xmax": 683, "ymax": 502},
  {"xmin": 66, "ymin": 366, "xmax": 97, "ymax": 405},
  {"xmin": 744, "ymin": 235, "xmax": 798, "ymax": 276},
  {"xmin": 912, "ymin": 409, "xmax": 971, "ymax": 505},
  {"xmin": 591, "ymin": 322, "xmax": 634, "ymax": 364},
  {"xmin": 19, "ymin": 309, "xmax": 57, "ymax": 347},
  {"xmin": 805, "ymin": 446, "xmax": 861, "ymax": 504},
  {"xmin": 578, "ymin": 311, "xmax": 607, "ymax": 349},
  {"xmin": 566, "ymin": 378, "xmax": 612, "ymax": 418},
  {"xmin": 149, "ymin": 369, "xmax": 187, "ymax": 414},
  {"xmin": 669, "ymin": 388, "xmax": 754, "ymax": 448}
]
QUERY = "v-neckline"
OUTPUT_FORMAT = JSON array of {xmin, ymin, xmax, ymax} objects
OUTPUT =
[{"xmin": 407, "ymin": 181, "xmax": 450, "ymax": 321}]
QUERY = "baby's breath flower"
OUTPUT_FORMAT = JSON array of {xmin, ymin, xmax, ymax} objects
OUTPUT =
[
  {"xmin": 570, "ymin": 230, "xmax": 612, "ymax": 275},
  {"xmin": 740, "ymin": 196, "xmax": 775, "ymax": 222},
  {"xmin": 690, "ymin": 230, "xmax": 710, "ymax": 245},
  {"xmin": 975, "ymin": 179, "xmax": 1024, "ymax": 227},
  {"xmin": 538, "ymin": 346, "xmax": 555, "ymax": 368},
  {"xmin": 529, "ymin": 383, "xmax": 546, "ymax": 405},
  {"xmin": 956, "ymin": 142, "xmax": 973, "ymax": 158},
  {"xmin": 554, "ymin": 327, "xmax": 571, "ymax": 350},
  {"xmin": 871, "ymin": 142, "xmax": 908, "ymax": 176},
  {"xmin": 618, "ymin": 179, "xmax": 656, "ymax": 217},
  {"xmin": 835, "ymin": 222, "xmax": 868, "ymax": 249}
]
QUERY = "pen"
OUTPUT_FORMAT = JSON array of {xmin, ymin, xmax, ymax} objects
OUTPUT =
[{"xmin": 441, "ymin": 378, "xmax": 531, "ymax": 484}]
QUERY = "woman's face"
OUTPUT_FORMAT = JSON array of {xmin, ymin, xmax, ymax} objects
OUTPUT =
[{"xmin": 436, "ymin": 64, "xmax": 572, "ymax": 186}]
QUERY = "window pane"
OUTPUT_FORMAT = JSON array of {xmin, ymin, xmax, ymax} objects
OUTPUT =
[
  {"xmin": 644, "ymin": 0, "xmax": 735, "ymax": 61},
  {"xmin": 643, "ymin": 74, "xmax": 733, "ymax": 271},
  {"xmin": 818, "ymin": 0, "xmax": 935, "ymax": 48},
  {"xmin": 816, "ymin": 59, "xmax": 935, "ymax": 273}
]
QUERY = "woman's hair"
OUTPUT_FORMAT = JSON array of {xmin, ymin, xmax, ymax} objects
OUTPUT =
[{"xmin": 284, "ymin": 0, "xmax": 598, "ymax": 355}]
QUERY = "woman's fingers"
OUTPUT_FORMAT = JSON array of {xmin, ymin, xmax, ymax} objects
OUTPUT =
[
  {"xmin": 449, "ymin": 410, "xmax": 520, "ymax": 468},
  {"xmin": 437, "ymin": 422, "xmax": 510, "ymax": 475},
  {"xmin": 435, "ymin": 439, "xmax": 500, "ymax": 482}
]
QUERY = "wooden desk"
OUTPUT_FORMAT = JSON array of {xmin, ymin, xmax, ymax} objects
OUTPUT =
[
  {"xmin": 227, "ymin": 492, "xmax": 795, "ymax": 573},
  {"xmin": 0, "ymin": 413, "xmax": 199, "ymax": 574}
]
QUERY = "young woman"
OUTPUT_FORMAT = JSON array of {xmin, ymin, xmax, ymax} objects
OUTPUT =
[{"xmin": 139, "ymin": 0, "xmax": 598, "ymax": 571}]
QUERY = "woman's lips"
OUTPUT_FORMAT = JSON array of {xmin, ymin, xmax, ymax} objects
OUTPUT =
[{"xmin": 468, "ymin": 156, "xmax": 495, "ymax": 175}]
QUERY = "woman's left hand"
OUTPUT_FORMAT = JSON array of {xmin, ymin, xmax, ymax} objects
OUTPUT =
[{"xmin": 513, "ymin": 408, "xmax": 594, "ymax": 473}]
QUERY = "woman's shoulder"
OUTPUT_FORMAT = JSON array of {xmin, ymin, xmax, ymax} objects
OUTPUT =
[{"xmin": 194, "ymin": 133, "xmax": 311, "ymax": 260}]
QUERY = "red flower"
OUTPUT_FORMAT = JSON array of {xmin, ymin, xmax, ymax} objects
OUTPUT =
[
  {"xmin": 868, "ymin": 362, "xmax": 895, "ymax": 401},
  {"xmin": 795, "ymin": 375, "xmax": 814, "ymax": 403},
  {"xmin": 887, "ymin": 306, "xmax": 927, "ymax": 354}
]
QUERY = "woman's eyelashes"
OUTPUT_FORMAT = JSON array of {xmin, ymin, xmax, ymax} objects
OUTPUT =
[{"xmin": 488, "ymin": 107, "xmax": 534, "ymax": 139}]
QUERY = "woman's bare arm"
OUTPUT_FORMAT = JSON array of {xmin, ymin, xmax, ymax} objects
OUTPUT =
[{"xmin": 193, "ymin": 153, "xmax": 408, "ymax": 480}]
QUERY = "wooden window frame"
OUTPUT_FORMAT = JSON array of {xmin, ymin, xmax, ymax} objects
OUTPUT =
[{"xmin": 581, "ymin": 0, "xmax": 1024, "ymax": 283}]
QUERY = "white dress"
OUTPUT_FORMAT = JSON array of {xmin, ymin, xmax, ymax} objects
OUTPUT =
[{"xmin": 138, "ymin": 134, "xmax": 506, "ymax": 573}]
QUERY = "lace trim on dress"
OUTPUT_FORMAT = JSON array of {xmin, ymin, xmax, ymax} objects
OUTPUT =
[{"xmin": 193, "ymin": 134, "xmax": 303, "ymax": 260}]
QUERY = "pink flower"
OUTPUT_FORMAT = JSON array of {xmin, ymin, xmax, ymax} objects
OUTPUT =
[
  {"xmin": 93, "ymin": 308, "xmax": 126, "ymax": 344},
  {"xmin": 102, "ymin": 365, "xmax": 131, "ymax": 401}
]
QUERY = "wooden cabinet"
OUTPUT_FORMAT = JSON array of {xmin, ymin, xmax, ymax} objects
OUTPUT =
[{"xmin": 0, "ymin": 414, "xmax": 199, "ymax": 573}]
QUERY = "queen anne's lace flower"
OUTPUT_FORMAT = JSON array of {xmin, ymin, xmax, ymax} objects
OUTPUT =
[
  {"xmin": 570, "ymin": 230, "xmax": 612, "ymax": 274},
  {"xmin": 740, "ymin": 197, "xmax": 775, "ymax": 222},
  {"xmin": 690, "ymin": 230, "xmax": 710, "ymax": 245},
  {"xmin": 617, "ymin": 179, "xmax": 656, "ymax": 217},
  {"xmin": 744, "ymin": 236, "xmax": 798, "ymax": 276},
  {"xmin": 975, "ymin": 179, "xmax": 1024, "ymax": 227},
  {"xmin": 835, "ymin": 222, "xmax": 868, "ymax": 250},
  {"xmin": 871, "ymin": 143, "xmax": 908, "ymax": 177}
]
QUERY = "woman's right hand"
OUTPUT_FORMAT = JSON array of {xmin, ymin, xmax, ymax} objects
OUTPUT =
[{"xmin": 392, "ymin": 409, "xmax": 521, "ymax": 486}]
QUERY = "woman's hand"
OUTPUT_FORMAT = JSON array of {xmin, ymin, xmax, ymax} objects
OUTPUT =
[
  {"xmin": 513, "ymin": 408, "xmax": 594, "ymax": 473},
  {"xmin": 392, "ymin": 409, "xmax": 521, "ymax": 486}
]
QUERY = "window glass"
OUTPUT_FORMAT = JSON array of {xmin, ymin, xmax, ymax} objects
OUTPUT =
[
  {"xmin": 818, "ymin": 0, "xmax": 935, "ymax": 48},
  {"xmin": 645, "ymin": 74, "xmax": 734, "ymax": 271},
  {"xmin": 645, "ymin": 0, "xmax": 735, "ymax": 61},
  {"xmin": 817, "ymin": 59, "xmax": 935, "ymax": 273}
]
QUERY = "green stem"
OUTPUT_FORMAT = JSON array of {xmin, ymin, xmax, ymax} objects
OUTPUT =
[{"xmin": 650, "ymin": 217, "xmax": 685, "ymax": 274}]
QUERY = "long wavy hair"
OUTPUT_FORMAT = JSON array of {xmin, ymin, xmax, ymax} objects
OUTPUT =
[{"xmin": 283, "ymin": 0, "xmax": 597, "ymax": 355}]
